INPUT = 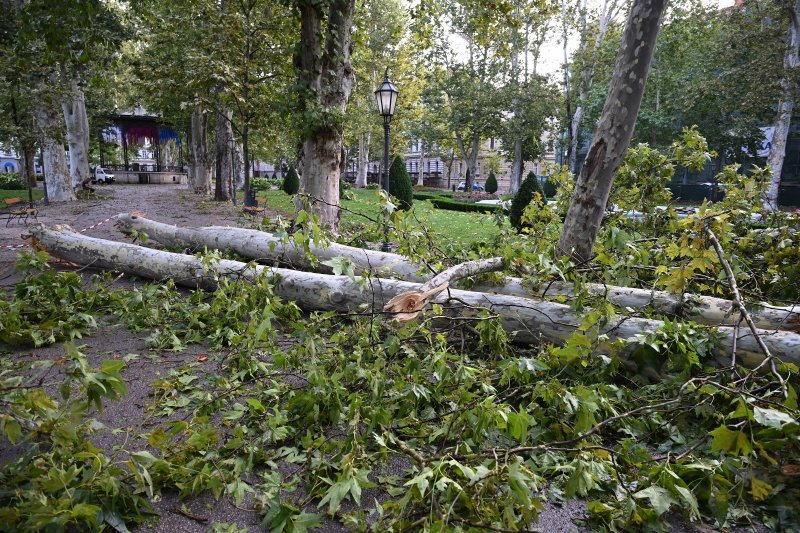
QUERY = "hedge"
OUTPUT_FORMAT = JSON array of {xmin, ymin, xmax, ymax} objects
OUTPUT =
[{"xmin": 423, "ymin": 196, "xmax": 502, "ymax": 214}]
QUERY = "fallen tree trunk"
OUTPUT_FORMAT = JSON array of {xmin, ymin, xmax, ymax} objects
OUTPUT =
[
  {"xmin": 116, "ymin": 214, "xmax": 800, "ymax": 332},
  {"xmin": 29, "ymin": 223, "xmax": 800, "ymax": 370},
  {"xmin": 116, "ymin": 212, "xmax": 430, "ymax": 282}
]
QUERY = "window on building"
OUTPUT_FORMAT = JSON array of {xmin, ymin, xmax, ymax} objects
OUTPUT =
[{"xmin": 489, "ymin": 138, "xmax": 495, "ymax": 149}]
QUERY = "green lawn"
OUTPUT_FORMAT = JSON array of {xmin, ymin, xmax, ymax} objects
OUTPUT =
[
  {"xmin": 1, "ymin": 189, "xmax": 43, "ymax": 201},
  {"xmin": 253, "ymin": 188, "xmax": 500, "ymax": 247}
]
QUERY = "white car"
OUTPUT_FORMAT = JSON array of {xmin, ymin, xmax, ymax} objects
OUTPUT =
[{"xmin": 93, "ymin": 167, "xmax": 115, "ymax": 184}]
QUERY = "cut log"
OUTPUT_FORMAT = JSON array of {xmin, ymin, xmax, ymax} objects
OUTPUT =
[
  {"xmin": 115, "ymin": 214, "xmax": 800, "ymax": 332},
  {"xmin": 28, "ymin": 223, "xmax": 800, "ymax": 370}
]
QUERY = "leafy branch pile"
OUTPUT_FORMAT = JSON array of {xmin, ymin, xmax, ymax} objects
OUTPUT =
[{"xmin": 2, "ymin": 130, "xmax": 800, "ymax": 531}]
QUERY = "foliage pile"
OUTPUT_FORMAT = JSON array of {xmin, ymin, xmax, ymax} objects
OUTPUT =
[
  {"xmin": 485, "ymin": 171, "xmax": 498, "ymax": 193},
  {"xmin": 509, "ymin": 171, "xmax": 543, "ymax": 231},
  {"xmin": 388, "ymin": 155, "xmax": 413, "ymax": 211},
  {"xmin": 2, "ymin": 131, "xmax": 800, "ymax": 532},
  {"xmin": 282, "ymin": 166, "xmax": 300, "ymax": 195}
]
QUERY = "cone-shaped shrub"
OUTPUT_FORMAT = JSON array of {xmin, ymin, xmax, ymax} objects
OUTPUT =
[
  {"xmin": 272, "ymin": 170, "xmax": 279, "ymax": 180},
  {"xmin": 282, "ymin": 166, "xmax": 300, "ymax": 195},
  {"xmin": 485, "ymin": 171, "xmax": 498, "ymax": 194},
  {"xmin": 389, "ymin": 155, "xmax": 413, "ymax": 211},
  {"xmin": 509, "ymin": 171, "xmax": 543, "ymax": 231}
]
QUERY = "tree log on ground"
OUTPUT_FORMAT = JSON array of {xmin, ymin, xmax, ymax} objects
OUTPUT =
[
  {"xmin": 115, "ymin": 213, "xmax": 800, "ymax": 332},
  {"xmin": 28, "ymin": 223, "xmax": 800, "ymax": 370}
]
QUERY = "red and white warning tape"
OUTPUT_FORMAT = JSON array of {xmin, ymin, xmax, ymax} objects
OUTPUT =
[
  {"xmin": 2, "ymin": 214, "xmax": 118, "ymax": 250},
  {"xmin": 78, "ymin": 214, "xmax": 119, "ymax": 234}
]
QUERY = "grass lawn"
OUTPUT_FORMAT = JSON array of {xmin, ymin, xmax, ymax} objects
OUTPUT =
[
  {"xmin": 1, "ymin": 189, "xmax": 43, "ymax": 201},
  {"xmin": 253, "ymin": 188, "xmax": 500, "ymax": 247}
]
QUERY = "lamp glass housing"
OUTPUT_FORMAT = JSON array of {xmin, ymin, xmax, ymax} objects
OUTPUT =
[{"xmin": 374, "ymin": 77, "xmax": 399, "ymax": 117}]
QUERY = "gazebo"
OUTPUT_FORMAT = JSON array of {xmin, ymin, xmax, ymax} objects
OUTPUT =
[{"xmin": 101, "ymin": 112, "xmax": 188, "ymax": 184}]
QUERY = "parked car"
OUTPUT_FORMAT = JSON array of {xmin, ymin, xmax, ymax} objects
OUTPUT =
[
  {"xmin": 457, "ymin": 181, "xmax": 484, "ymax": 191},
  {"xmin": 93, "ymin": 167, "xmax": 115, "ymax": 184}
]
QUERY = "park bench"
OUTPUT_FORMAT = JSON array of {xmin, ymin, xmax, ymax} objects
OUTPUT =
[
  {"xmin": 242, "ymin": 195, "xmax": 267, "ymax": 217},
  {"xmin": 1, "ymin": 197, "xmax": 38, "ymax": 227}
]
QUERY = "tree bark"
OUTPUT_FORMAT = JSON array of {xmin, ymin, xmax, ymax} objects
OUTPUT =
[
  {"xmin": 36, "ymin": 105, "xmax": 75, "ymax": 202},
  {"xmin": 214, "ymin": 109, "xmax": 234, "ymax": 202},
  {"xmin": 19, "ymin": 146, "xmax": 36, "ymax": 189},
  {"xmin": 510, "ymin": 140, "xmax": 523, "ymax": 194},
  {"xmin": 61, "ymin": 82, "xmax": 92, "ymax": 191},
  {"xmin": 295, "ymin": 0, "xmax": 356, "ymax": 231},
  {"xmin": 115, "ymin": 213, "xmax": 800, "ymax": 332},
  {"xmin": 764, "ymin": 0, "xmax": 800, "ymax": 211},
  {"xmin": 356, "ymin": 132, "xmax": 370, "ymax": 188},
  {"xmin": 417, "ymin": 143, "xmax": 425, "ymax": 187},
  {"xmin": 116, "ymin": 212, "xmax": 428, "ymax": 281},
  {"xmin": 188, "ymin": 106, "xmax": 211, "ymax": 194},
  {"xmin": 30, "ymin": 223, "xmax": 800, "ymax": 370},
  {"xmin": 557, "ymin": 0, "xmax": 666, "ymax": 263}
]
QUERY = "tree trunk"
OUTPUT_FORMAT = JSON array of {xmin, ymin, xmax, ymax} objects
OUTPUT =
[
  {"xmin": 36, "ymin": 105, "xmax": 75, "ymax": 202},
  {"xmin": 557, "ymin": 0, "xmax": 666, "ymax": 263},
  {"xmin": 214, "ymin": 109, "xmax": 233, "ymax": 202},
  {"xmin": 61, "ymin": 82, "xmax": 92, "ymax": 191},
  {"xmin": 299, "ymin": 132, "xmax": 342, "ymax": 227},
  {"xmin": 30, "ymin": 223, "xmax": 800, "ymax": 370},
  {"xmin": 19, "ymin": 145, "xmax": 36, "ymax": 189},
  {"xmin": 569, "ymin": 0, "xmax": 613, "ymax": 175},
  {"xmin": 295, "ymin": 0, "xmax": 356, "ymax": 231},
  {"xmin": 417, "ymin": 143, "xmax": 425, "ymax": 187},
  {"xmin": 561, "ymin": 0, "xmax": 573, "ymax": 172},
  {"xmin": 764, "ymin": 0, "xmax": 800, "ymax": 211},
  {"xmin": 463, "ymin": 135, "xmax": 480, "ymax": 192},
  {"xmin": 356, "ymin": 132, "xmax": 370, "ymax": 188},
  {"xmin": 510, "ymin": 140, "xmax": 523, "ymax": 194},
  {"xmin": 188, "ymin": 106, "xmax": 211, "ymax": 194},
  {"xmin": 115, "ymin": 213, "xmax": 800, "ymax": 333},
  {"xmin": 569, "ymin": 105, "xmax": 585, "ymax": 174}
]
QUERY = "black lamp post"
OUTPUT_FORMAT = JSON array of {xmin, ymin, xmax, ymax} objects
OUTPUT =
[{"xmin": 374, "ymin": 70, "xmax": 399, "ymax": 252}]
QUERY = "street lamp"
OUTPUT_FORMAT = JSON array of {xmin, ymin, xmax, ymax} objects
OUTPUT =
[{"xmin": 374, "ymin": 70, "xmax": 399, "ymax": 252}]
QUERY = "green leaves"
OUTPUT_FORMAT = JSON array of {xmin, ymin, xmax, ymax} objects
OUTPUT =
[
  {"xmin": 709, "ymin": 426, "xmax": 752, "ymax": 457},
  {"xmin": 753, "ymin": 407, "xmax": 797, "ymax": 430}
]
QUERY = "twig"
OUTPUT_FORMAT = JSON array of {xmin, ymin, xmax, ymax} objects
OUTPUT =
[{"xmin": 703, "ymin": 224, "xmax": 788, "ymax": 398}]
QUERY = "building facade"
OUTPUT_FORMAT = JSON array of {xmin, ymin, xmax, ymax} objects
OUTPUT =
[
  {"xmin": 355, "ymin": 136, "xmax": 556, "ymax": 191},
  {"xmin": 400, "ymin": 137, "xmax": 556, "ymax": 192}
]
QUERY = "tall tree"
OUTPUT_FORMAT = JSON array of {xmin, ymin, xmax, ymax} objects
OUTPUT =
[
  {"xmin": 294, "ymin": 0, "xmax": 356, "ymax": 230},
  {"xmin": 765, "ymin": 0, "xmax": 800, "ymax": 210},
  {"xmin": 569, "ymin": 0, "xmax": 621, "ymax": 173},
  {"xmin": 557, "ymin": 0, "xmax": 666, "ymax": 262},
  {"xmin": 131, "ymin": 0, "xmax": 294, "ymax": 199}
]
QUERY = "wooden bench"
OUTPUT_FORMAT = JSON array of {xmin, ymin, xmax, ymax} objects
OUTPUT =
[
  {"xmin": 1, "ymin": 197, "xmax": 38, "ymax": 227},
  {"xmin": 241, "ymin": 196, "xmax": 268, "ymax": 217}
]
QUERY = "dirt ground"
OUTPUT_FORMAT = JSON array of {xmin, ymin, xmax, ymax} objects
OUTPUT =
[{"xmin": 1, "ymin": 184, "xmax": 716, "ymax": 532}]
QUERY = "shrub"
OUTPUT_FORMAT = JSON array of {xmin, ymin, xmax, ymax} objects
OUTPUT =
[
  {"xmin": 0, "ymin": 173, "xmax": 25, "ymax": 190},
  {"xmin": 485, "ymin": 171, "xmax": 498, "ymax": 194},
  {"xmin": 412, "ymin": 192, "xmax": 453, "ymax": 202},
  {"xmin": 542, "ymin": 176, "xmax": 557, "ymax": 198},
  {"xmin": 426, "ymin": 197, "xmax": 501, "ymax": 213},
  {"xmin": 251, "ymin": 177, "xmax": 271, "ymax": 191},
  {"xmin": 272, "ymin": 170, "xmax": 279, "ymax": 180},
  {"xmin": 389, "ymin": 155, "xmax": 413, "ymax": 211},
  {"xmin": 510, "ymin": 171, "xmax": 543, "ymax": 231},
  {"xmin": 365, "ymin": 183, "xmax": 379, "ymax": 190},
  {"xmin": 282, "ymin": 166, "xmax": 300, "ymax": 195}
]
